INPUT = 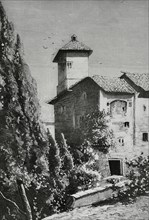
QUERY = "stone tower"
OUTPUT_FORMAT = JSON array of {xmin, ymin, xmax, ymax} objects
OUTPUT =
[{"xmin": 53, "ymin": 34, "xmax": 92, "ymax": 95}]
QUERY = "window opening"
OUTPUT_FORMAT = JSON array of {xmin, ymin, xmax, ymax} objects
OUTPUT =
[
  {"xmin": 142, "ymin": 133, "xmax": 148, "ymax": 142},
  {"xmin": 110, "ymin": 100, "xmax": 127, "ymax": 117},
  {"xmin": 122, "ymin": 139, "xmax": 124, "ymax": 146},
  {"xmin": 124, "ymin": 122, "xmax": 129, "ymax": 127},
  {"xmin": 59, "ymin": 105, "xmax": 66, "ymax": 114},
  {"xmin": 67, "ymin": 61, "xmax": 73, "ymax": 69},
  {"xmin": 109, "ymin": 160, "xmax": 122, "ymax": 175},
  {"xmin": 143, "ymin": 105, "xmax": 146, "ymax": 111},
  {"xmin": 83, "ymin": 92, "xmax": 87, "ymax": 100},
  {"xmin": 81, "ymin": 92, "xmax": 87, "ymax": 100},
  {"xmin": 118, "ymin": 137, "xmax": 124, "ymax": 146}
]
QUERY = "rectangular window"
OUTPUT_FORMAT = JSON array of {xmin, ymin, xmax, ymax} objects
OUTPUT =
[
  {"xmin": 142, "ymin": 133, "xmax": 148, "ymax": 142},
  {"xmin": 67, "ymin": 61, "xmax": 73, "ymax": 68},
  {"xmin": 118, "ymin": 137, "xmax": 124, "ymax": 146},
  {"xmin": 124, "ymin": 122, "xmax": 129, "ymax": 128},
  {"xmin": 143, "ymin": 105, "xmax": 146, "ymax": 111}
]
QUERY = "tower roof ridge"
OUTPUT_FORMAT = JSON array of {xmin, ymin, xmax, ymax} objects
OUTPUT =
[{"xmin": 53, "ymin": 35, "xmax": 92, "ymax": 62}]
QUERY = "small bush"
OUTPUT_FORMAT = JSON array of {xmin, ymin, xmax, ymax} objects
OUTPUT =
[
  {"xmin": 112, "ymin": 154, "xmax": 149, "ymax": 204},
  {"xmin": 66, "ymin": 165, "xmax": 101, "ymax": 194}
]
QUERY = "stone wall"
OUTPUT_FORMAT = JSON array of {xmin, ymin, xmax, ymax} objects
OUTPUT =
[
  {"xmin": 134, "ymin": 94, "xmax": 149, "ymax": 156},
  {"xmin": 99, "ymin": 90, "xmax": 149, "ymax": 175},
  {"xmin": 54, "ymin": 80, "xmax": 149, "ymax": 177},
  {"xmin": 57, "ymin": 51, "xmax": 89, "ymax": 94},
  {"xmin": 54, "ymin": 78, "xmax": 99, "ymax": 139},
  {"xmin": 99, "ymin": 90, "xmax": 136, "ymax": 175},
  {"xmin": 99, "ymin": 90, "xmax": 134, "ymax": 150}
]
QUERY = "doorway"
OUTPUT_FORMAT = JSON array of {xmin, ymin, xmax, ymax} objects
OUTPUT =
[{"xmin": 109, "ymin": 159, "xmax": 122, "ymax": 175}]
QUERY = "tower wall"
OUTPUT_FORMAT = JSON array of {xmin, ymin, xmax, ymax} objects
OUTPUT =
[{"xmin": 57, "ymin": 51, "xmax": 89, "ymax": 94}]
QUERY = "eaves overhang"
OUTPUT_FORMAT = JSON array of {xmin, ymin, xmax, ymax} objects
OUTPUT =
[
  {"xmin": 53, "ymin": 49, "xmax": 93, "ymax": 63},
  {"xmin": 47, "ymin": 76, "xmax": 135, "ymax": 105}
]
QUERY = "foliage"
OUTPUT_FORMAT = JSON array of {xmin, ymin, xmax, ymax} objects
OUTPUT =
[
  {"xmin": 67, "ymin": 165, "xmax": 101, "ymax": 193},
  {"xmin": 112, "ymin": 153, "xmax": 149, "ymax": 204},
  {"xmin": 80, "ymin": 110, "xmax": 113, "ymax": 152},
  {"xmin": 52, "ymin": 109, "xmax": 113, "ymax": 206},
  {"xmin": 58, "ymin": 133, "xmax": 74, "ymax": 174},
  {"xmin": 65, "ymin": 109, "xmax": 113, "ymax": 179},
  {"xmin": 46, "ymin": 110, "xmax": 111, "ymax": 212},
  {"xmin": 0, "ymin": 2, "xmax": 64, "ymax": 219},
  {"xmin": 68, "ymin": 110, "xmax": 113, "ymax": 164},
  {"xmin": 0, "ymin": 2, "xmax": 113, "ymax": 218},
  {"xmin": 44, "ymin": 133, "xmax": 74, "ymax": 214},
  {"xmin": 47, "ymin": 164, "xmax": 101, "ymax": 213},
  {"xmin": 0, "ymin": 3, "xmax": 76, "ymax": 218},
  {"xmin": 47, "ymin": 130, "xmax": 61, "ymax": 178}
]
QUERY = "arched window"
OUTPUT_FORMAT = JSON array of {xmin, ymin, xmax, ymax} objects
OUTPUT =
[
  {"xmin": 143, "ymin": 105, "xmax": 146, "ymax": 112},
  {"xmin": 81, "ymin": 91, "xmax": 87, "ymax": 100},
  {"xmin": 118, "ymin": 137, "xmax": 125, "ymax": 146},
  {"xmin": 110, "ymin": 100, "xmax": 127, "ymax": 117},
  {"xmin": 59, "ymin": 105, "xmax": 66, "ymax": 114}
]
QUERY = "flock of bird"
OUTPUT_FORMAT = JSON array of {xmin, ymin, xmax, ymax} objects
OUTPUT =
[
  {"xmin": 42, "ymin": 34, "xmax": 103, "ymax": 66},
  {"xmin": 42, "ymin": 33, "xmax": 65, "ymax": 51}
]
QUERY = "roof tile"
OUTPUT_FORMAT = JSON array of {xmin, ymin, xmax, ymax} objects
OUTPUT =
[
  {"xmin": 53, "ymin": 35, "xmax": 92, "ymax": 62},
  {"xmin": 48, "ymin": 75, "xmax": 135, "ymax": 104},
  {"xmin": 61, "ymin": 38, "xmax": 92, "ymax": 51},
  {"xmin": 92, "ymin": 75, "xmax": 135, "ymax": 93},
  {"xmin": 121, "ymin": 72, "xmax": 149, "ymax": 91}
]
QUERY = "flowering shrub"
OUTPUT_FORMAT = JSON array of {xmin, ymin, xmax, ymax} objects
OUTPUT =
[
  {"xmin": 112, "ymin": 154, "xmax": 149, "ymax": 203},
  {"xmin": 68, "ymin": 165, "xmax": 101, "ymax": 192},
  {"xmin": 67, "ymin": 109, "xmax": 114, "ymax": 167},
  {"xmin": 80, "ymin": 110, "xmax": 114, "ymax": 154}
]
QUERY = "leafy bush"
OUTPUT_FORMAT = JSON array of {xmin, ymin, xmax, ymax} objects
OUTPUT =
[
  {"xmin": 67, "ymin": 165, "xmax": 101, "ymax": 193},
  {"xmin": 80, "ymin": 110, "xmax": 113, "ymax": 153},
  {"xmin": 47, "ymin": 109, "xmax": 113, "ymax": 213},
  {"xmin": 112, "ymin": 154, "xmax": 149, "ymax": 203},
  {"xmin": 67, "ymin": 109, "xmax": 114, "ymax": 167}
]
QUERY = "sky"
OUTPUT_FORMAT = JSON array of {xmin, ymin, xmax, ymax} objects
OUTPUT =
[{"xmin": 2, "ymin": 0, "xmax": 149, "ymax": 122}]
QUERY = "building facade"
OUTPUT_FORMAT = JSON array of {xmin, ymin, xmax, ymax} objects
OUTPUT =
[{"xmin": 48, "ymin": 35, "xmax": 149, "ymax": 177}]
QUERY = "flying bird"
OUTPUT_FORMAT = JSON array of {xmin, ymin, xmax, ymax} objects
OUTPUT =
[{"xmin": 43, "ymin": 46, "xmax": 48, "ymax": 49}]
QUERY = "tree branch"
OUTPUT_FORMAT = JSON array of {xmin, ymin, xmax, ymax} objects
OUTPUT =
[{"xmin": 0, "ymin": 190, "xmax": 27, "ymax": 216}]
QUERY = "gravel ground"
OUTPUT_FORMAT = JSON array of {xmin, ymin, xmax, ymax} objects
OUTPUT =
[{"xmin": 43, "ymin": 195, "xmax": 149, "ymax": 220}]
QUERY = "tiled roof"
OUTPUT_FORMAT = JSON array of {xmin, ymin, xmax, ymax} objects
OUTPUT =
[
  {"xmin": 121, "ymin": 72, "xmax": 149, "ymax": 91},
  {"xmin": 48, "ymin": 75, "xmax": 135, "ymax": 104},
  {"xmin": 92, "ymin": 75, "xmax": 135, "ymax": 93},
  {"xmin": 53, "ymin": 35, "xmax": 92, "ymax": 62},
  {"xmin": 61, "ymin": 36, "xmax": 92, "ymax": 51}
]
